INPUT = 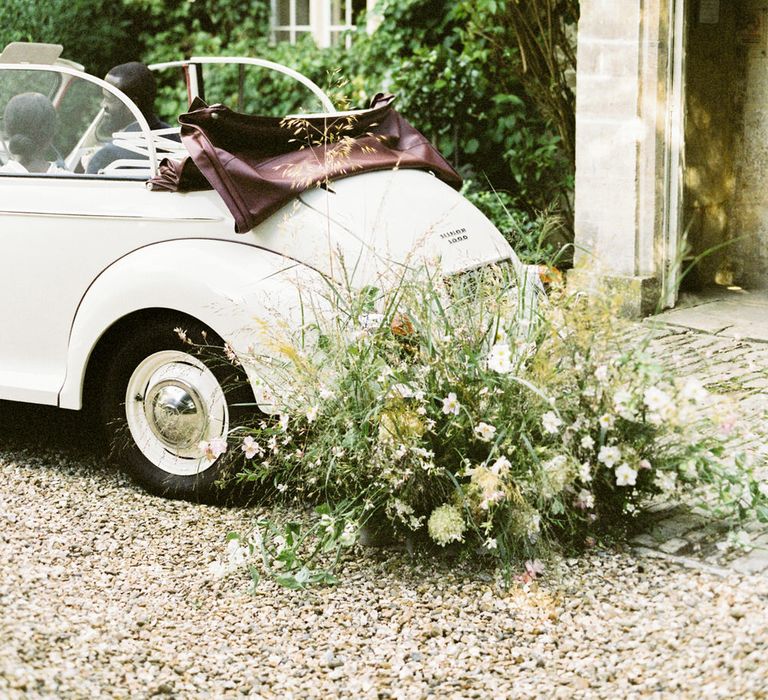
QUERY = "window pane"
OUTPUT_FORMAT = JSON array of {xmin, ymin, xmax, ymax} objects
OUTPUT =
[
  {"xmin": 352, "ymin": 0, "xmax": 366, "ymax": 19},
  {"xmin": 276, "ymin": 0, "xmax": 290, "ymax": 26},
  {"xmin": 0, "ymin": 70, "xmax": 103, "ymax": 176},
  {"xmin": 274, "ymin": 29, "xmax": 291, "ymax": 42},
  {"xmin": 296, "ymin": 0, "xmax": 310, "ymax": 25}
]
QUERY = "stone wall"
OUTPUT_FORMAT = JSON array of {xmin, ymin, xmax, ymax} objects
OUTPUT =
[
  {"xmin": 572, "ymin": 0, "xmax": 670, "ymax": 315},
  {"xmin": 730, "ymin": 0, "xmax": 768, "ymax": 288},
  {"xmin": 681, "ymin": 1, "xmax": 768, "ymax": 290}
]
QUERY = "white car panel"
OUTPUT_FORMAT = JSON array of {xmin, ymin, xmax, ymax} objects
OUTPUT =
[
  {"xmin": 59, "ymin": 238, "xmax": 331, "ymax": 409},
  {"xmin": 0, "ymin": 179, "xmax": 231, "ymax": 404}
]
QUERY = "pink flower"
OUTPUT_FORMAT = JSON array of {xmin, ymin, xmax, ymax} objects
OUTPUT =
[
  {"xmin": 224, "ymin": 342, "xmax": 238, "ymax": 364},
  {"xmin": 525, "ymin": 559, "xmax": 545, "ymax": 577},
  {"xmin": 241, "ymin": 436, "xmax": 259, "ymax": 459},
  {"xmin": 518, "ymin": 559, "xmax": 545, "ymax": 584},
  {"xmin": 200, "ymin": 436, "xmax": 227, "ymax": 461},
  {"xmin": 574, "ymin": 489, "xmax": 595, "ymax": 510}
]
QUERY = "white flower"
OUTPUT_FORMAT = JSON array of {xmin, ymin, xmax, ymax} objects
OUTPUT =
[
  {"xmin": 412, "ymin": 447, "xmax": 434, "ymax": 459},
  {"xmin": 319, "ymin": 386, "xmax": 334, "ymax": 400},
  {"xmin": 580, "ymin": 435, "xmax": 595, "ymax": 450},
  {"xmin": 484, "ymin": 537, "xmax": 498, "ymax": 551},
  {"xmin": 427, "ymin": 504, "xmax": 466, "ymax": 546},
  {"xmin": 306, "ymin": 405, "xmax": 319, "ymax": 423},
  {"xmin": 654, "ymin": 471, "xmax": 677, "ymax": 493},
  {"xmin": 597, "ymin": 445, "xmax": 621, "ymax": 468},
  {"xmin": 615, "ymin": 463, "xmax": 638, "ymax": 487},
  {"xmin": 470, "ymin": 466, "xmax": 506, "ymax": 510},
  {"xmin": 474, "ymin": 422, "xmax": 497, "ymax": 442},
  {"xmin": 613, "ymin": 388, "xmax": 631, "ymax": 404},
  {"xmin": 575, "ymin": 489, "xmax": 595, "ymax": 510},
  {"xmin": 391, "ymin": 498, "xmax": 415, "ymax": 521},
  {"xmin": 442, "ymin": 392, "xmax": 461, "ymax": 415},
  {"xmin": 226, "ymin": 538, "xmax": 249, "ymax": 568},
  {"xmin": 490, "ymin": 456, "xmax": 511, "ymax": 477},
  {"xmin": 594, "ymin": 365, "xmax": 609, "ymax": 381},
  {"xmin": 613, "ymin": 388, "xmax": 634, "ymax": 418},
  {"xmin": 681, "ymin": 378, "xmax": 709, "ymax": 405},
  {"xmin": 200, "ymin": 436, "xmax": 227, "ymax": 461},
  {"xmin": 579, "ymin": 462, "xmax": 592, "ymax": 482},
  {"xmin": 598, "ymin": 413, "xmax": 615, "ymax": 430},
  {"xmin": 241, "ymin": 436, "xmax": 259, "ymax": 459},
  {"xmin": 541, "ymin": 455, "xmax": 569, "ymax": 498},
  {"xmin": 487, "ymin": 343, "xmax": 513, "ymax": 374},
  {"xmin": 339, "ymin": 522, "xmax": 357, "ymax": 547},
  {"xmin": 276, "ymin": 483, "xmax": 288, "ymax": 493},
  {"xmin": 208, "ymin": 560, "xmax": 229, "ymax": 579},
  {"xmin": 644, "ymin": 386, "xmax": 672, "ymax": 413},
  {"xmin": 278, "ymin": 414, "xmax": 290, "ymax": 431},
  {"xmin": 758, "ymin": 482, "xmax": 768, "ymax": 498},
  {"xmin": 542, "ymin": 411, "xmax": 563, "ymax": 435},
  {"xmin": 224, "ymin": 342, "xmax": 238, "ymax": 363}
]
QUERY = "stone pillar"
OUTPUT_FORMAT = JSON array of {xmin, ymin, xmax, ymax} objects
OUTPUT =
[{"xmin": 570, "ymin": 0, "xmax": 676, "ymax": 316}]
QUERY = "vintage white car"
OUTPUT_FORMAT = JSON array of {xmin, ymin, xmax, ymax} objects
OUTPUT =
[{"xmin": 0, "ymin": 42, "xmax": 537, "ymax": 499}]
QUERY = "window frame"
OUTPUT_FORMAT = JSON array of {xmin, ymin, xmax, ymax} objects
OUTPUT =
[{"xmin": 271, "ymin": 0, "xmax": 370, "ymax": 48}]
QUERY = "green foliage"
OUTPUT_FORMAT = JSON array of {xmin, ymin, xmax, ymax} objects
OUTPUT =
[
  {"xmin": 0, "ymin": 0, "xmax": 575, "ymax": 222},
  {"xmin": 206, "ymin": 269, "xmax": 766, "ymax": 586},
  {"xmin": 462, "ymin": 182, "xmax": 568, "ymax": 266},
  {"xmin": 0, "ymin": 0, "xmax": 142, "ymax": 76}
]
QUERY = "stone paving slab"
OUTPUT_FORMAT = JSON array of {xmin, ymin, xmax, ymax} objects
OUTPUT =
[
  {"xmin": 655, "ymin": 287, "xmax": 768, "ymax": 342},
  {"xmin": 632, "ymin": 318, "xmax": 768, "ymax": 575}
]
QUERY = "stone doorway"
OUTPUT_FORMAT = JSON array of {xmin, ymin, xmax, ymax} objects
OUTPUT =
[{"xmin": 684, "ymin": 0, "xmax": 768, "ymax": 292}]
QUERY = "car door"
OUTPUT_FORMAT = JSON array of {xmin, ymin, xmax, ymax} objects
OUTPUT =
[{"xmin": 0, "ymin": 63, "xmax": 228, "ymax": 405}]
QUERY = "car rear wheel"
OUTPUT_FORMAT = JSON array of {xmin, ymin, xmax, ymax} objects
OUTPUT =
[{"xmin": 101, "ymin": 317, "xmax": 249, "ymax": 501}]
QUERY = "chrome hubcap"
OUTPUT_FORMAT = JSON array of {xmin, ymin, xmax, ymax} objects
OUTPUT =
[
  {"xmin": 144, "ymin": 380, "xmax": 209, "ymax": 450},
  {"xmin": 124, "ymin": 350, "xmax": 229, "ymax": 476}
]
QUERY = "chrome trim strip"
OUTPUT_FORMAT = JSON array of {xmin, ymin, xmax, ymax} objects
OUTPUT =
[{"xmin": 0, "ymin": 211, "xmax": 224, "ymax": 223}]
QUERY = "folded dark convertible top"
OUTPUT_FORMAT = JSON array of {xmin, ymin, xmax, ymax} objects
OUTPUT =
[{"xmin": 148, "ymin": 94, "xmax": 462, "ymax": 233}]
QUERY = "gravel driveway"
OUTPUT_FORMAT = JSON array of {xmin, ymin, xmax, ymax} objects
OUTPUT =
[
  {"xmin": 1, "ymin": 397, "xmax": 768, "ymax": 699},
  {"xmin": 3, "ymin": 324, "xmax": 768, "ymax": 698}
]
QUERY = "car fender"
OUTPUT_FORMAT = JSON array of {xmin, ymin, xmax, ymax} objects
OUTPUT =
[{"xmin": 59, "ymin": 239, "xmax": 330, "ymax": 410}]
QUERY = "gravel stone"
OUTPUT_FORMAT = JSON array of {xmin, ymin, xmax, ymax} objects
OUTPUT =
[{"xmin": 1, "ymin": 325, "xmax": 768, "ymax": 697}]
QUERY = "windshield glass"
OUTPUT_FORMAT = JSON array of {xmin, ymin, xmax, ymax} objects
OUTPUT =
[
  {"xmin": 153, "ymin": 61, "xmax": 330, "ymax": 120},
  {"xmin": 0, "ymin": 67, "xmax": 182, "ymax": 178}
]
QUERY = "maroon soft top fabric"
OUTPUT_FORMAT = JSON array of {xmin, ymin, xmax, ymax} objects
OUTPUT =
[{"xmin": 148, "ymin": 94, "xmax": 462, "ymax": 233}]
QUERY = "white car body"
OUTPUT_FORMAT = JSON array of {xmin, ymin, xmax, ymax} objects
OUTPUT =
[{"xmin": 0, "ymin": 43, "xmax": 536, "ymax": 497}]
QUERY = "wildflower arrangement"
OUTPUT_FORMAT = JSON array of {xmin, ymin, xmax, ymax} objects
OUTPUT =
[{"xmin": 209, "ymin": 266, "xmax": 767, "ymax": 584}]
